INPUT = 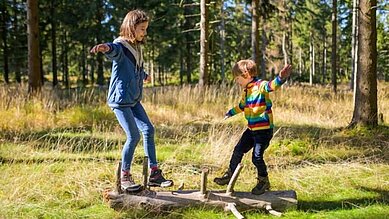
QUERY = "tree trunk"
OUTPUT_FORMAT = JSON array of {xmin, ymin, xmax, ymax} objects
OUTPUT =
[
  {"xmin": 27, "ymin": 0, "xmax": 42, "ymax": 93},
  {"xmin": 96, "ymin": 6, "xmax": 104, "ymax": 86},
  {"xmin": 186, "ymin": 42, "xmax": 192, "ymax": 84},
  {"xmin": 1, "ymin": 0, "xmax": 9, "ymax": 83},
  {"xmin": 51, "ymin": 0, "xmax": 58, "ymax": 87},
  {"xmin": 331, "ymin": 0, "xmax": 337, "ymax": 94},
  {"xmin": 350, "ymin": 0, "xmax": 359, "ymax": 90},
  {"xmin": 309, "ymin": 32, "xmax": 313, "ymax": 86},
  {"xmin": 12, "ymin": 0, "xmax": 21, "ymax": 83},
  {"xmin": 184, "ymin": 3, "xmax": 192, "ymax": 84},
  {"xmin": 260, "ymin": 26, "xmax": 267, "ymax": 79},
  {"xmin": 62, "ymin": 31, "xmax": 69, "ymax": 88},
  {"xmin": 90, "ymin": 58, "xmax": 95, "ymax": 84},
  {"xmin": 199, "ymin": 0, "xmax": 209, "ymax": 87},
  {"xmin": 282, "ymin": 32, "xmax": 288, "ymax": 66},
  {"xmin": 251, "ymin": 0, "xmax": 260, "ymax": 75},
  {"xmin": 349, "ymin": 0, "xmax": 378, "ymax": 127},
  {"xmin": 299, "ymin": 47, "xmax": 302, "ymax": 77},
  {"xmin": 82, "ymin": 44, "xmax": 87, "ymax": 86},
  {"xmin": 322, "ymin": 30, "xmax": 327, "ymax": 84},
  {"xmin": 180, "ymin": 49, "xmax": 184, "ymax": 85},
  {"xmin": 220, "ymin": 0, "xmax": 226, "ymax": 82}
]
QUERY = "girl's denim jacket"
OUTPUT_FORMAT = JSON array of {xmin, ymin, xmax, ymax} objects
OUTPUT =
[{"xmin": 105, "ymin": 42, "xmax": 148, "ymax": 108}]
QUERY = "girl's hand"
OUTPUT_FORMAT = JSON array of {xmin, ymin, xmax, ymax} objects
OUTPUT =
[
  {"xmin": 90, "ymin": 44, "xmax": 110, "ymax": 54},
  {"xmin": 144, "ymin": 74, "xmax": 152, "ymax": 83},
  {"xmin": 279, "ymin": 64, "xmax": 292, "ymax": 80}
]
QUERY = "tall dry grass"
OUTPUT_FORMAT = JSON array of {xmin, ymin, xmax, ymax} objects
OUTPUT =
[
  {"xmin": 1, "ymin": 82, "xmax": 387, "ymax": 131},
  {"xmin": 0, "ymin": 81, "xmax": 387, "ymax": 164}
]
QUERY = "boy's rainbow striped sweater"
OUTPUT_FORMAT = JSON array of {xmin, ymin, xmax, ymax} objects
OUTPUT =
[{"xmin": 226, "ymin": 76, "xmax": 285, "ymax": 131}]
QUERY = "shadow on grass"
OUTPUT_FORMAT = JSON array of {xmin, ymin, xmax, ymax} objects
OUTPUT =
[
  {"xmin": 273, "ymin": 124, "xmax": 389, "ymax": 163},
  {"xmin": 298, "ymin": 186, "xmax": 388, "ymax": 212},
  {"xmin": 0, "ymin": 127, "xmax": 122, "ymax": 152},
  {"xmin": 0, "ymin": 122, "xmax": 213, "ymax": 153}
]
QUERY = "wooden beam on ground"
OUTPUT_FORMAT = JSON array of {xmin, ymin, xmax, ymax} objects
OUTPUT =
[
  {"xmin": 226, "ymin": 163, "xmax": 243, "ymax": 195},
  {"xmin": 200, "ymin": 168, "xmax": 209, "ymax": 195},
  {"xmin": 225, "ymin": 203, "xmax": 244, "ymax": 219},
  {"xmin": 142, "ymin": 156, "xmax": 148, "ymax": 189},
  {"xmin": 104, "ymin": 189, "xmax": 297, "ymax": 213},
  {"xmin": 116, "ymin": 162, "xmax": 122, "ymax": 194}
]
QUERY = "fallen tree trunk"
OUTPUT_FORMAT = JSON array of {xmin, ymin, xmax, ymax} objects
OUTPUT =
[
  {"xmin": 108, "ymin": 161, "xmax": 297, "ymax": 217},
  {"xmin": 104, "ymin": 189, "xmax": 297, "ymax": 213}
]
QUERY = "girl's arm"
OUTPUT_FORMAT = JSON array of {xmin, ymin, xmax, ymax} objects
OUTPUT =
[
  {"xmin": 90, "ymin": 43, "xmax": 110, "ymax": 53},
  {"xmin": 90, "ymin": 43, "xmax": 123, "ymax": 61}
]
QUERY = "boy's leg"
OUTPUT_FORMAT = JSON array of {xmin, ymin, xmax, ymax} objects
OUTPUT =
[
  {"xmin": 214, "ymin": 129, "xmax": 253, "ymax": 185},
  {"xmin": 113, "ymin": 107, "xmax": 142, "ymax": 192},
  {"xmin": 229, "ymin": 129, "xmax": 254, "ymax": 172},
  {"xmin": 251, "ymin": 129, "xmax": 273, "ymax": 195},
  {"xmin": 132, "ymin": 102, "xmax": 173, "ymax": 188}
]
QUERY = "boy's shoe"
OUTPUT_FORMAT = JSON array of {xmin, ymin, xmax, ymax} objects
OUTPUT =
[
  {"xmin": 121, "ymin": 171, "xmax": 142, "ymax": 192},
  {"xmin": 148, "ymin": 169, "xmax": 174, "ymax": 188},
  {"xmin": 251, "ymin": 176, "xmax": 270, "ymax": 195},
  {"xmin": 214, "ymin": 169, "xmax": 232, "ymax": 185}
]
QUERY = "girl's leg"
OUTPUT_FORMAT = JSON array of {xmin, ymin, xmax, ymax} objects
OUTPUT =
[
  {"xmin": 131, "ymin": 102, "xmax": 157, "ymax": 169},
  {"xmin": 113, "ymin": 107, "xmax": 141, "ymax": 172},
  {"xmin": 132, "ymin": 102, "xmax": 173, "ymax": 187}
]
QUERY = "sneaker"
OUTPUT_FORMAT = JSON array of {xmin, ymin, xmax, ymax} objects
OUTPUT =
[
  {"xmin": 148, "ymin": 169, "xmax": 174, "ymax": 187},
  {"xmin": 121, "ymin": 171, "xmax": 142, "ymax": 192},
  {"xmin": 251, "ymin": 176, "xmax": 270, "ymax": 195},
  {"xmin": 214, "ymin": 169, "xmax": 232, "ymax": 185}
]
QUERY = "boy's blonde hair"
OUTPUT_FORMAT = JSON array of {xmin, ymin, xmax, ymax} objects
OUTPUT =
[
  {"xmin": 120, "ymin": 10, "xmax": 149, "ymax": 43},
  {"xmin": 232, "ymin": 59, "xmax": 257, "ymax": 78}
]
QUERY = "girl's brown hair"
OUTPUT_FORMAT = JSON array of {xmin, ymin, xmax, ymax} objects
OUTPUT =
[
  {"xmin": 120, "ymin": 10, "xmax": 149, "ymax": 43},
  {"xmin": 232, "ymin": 59, "xmax": 257, "ymax": 78}
]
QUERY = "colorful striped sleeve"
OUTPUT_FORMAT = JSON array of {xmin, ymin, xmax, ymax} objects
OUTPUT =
[
  {"xmin": 259, "ymin": 76, "xmax": 285, "ymax": 93},
  {"xmin": 227, "ymin": 92, "xmax": 245, "ymax": 117}
]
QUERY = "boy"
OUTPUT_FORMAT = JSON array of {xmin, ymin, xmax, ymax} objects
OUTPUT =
[{"xmin": 214, "ymin": 59, "xmax": 292, "ymax": 195}]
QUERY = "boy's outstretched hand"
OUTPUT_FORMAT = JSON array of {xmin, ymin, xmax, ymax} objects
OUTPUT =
[
  {"xmin": 279, "ymin": 64, "xmax": 292, "ymax": 80},
  {"xmin": 90, "ymin": 44, "xmax": 110, "ymax": 54}
]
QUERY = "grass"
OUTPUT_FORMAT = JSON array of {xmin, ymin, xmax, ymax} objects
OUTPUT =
[{"xmin": 0, "ymin": 82, "xmax": 388, "ymax": 218}]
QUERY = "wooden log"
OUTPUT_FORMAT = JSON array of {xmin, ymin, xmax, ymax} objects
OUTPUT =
[
  {"xmin": 105, "ymin": 189, "xmax": 297, "ymax": 213},
  {"xmin": 142, "ymin": 156, "xmax": 148, "ymax": 188},
  {"xmin": 225, "ymin": 203, "xmax": 244, "ymax": 219},
  {"xmin": 116, "ymin": 162, "xmax": 122, "ymax": 194},
  {"xmin": 200, "ymin": 168, "xmax": 209, "ymax": 195},
  {"xmin": 226, "ymin": 163, "xmax": 243, "ymax": 195}
]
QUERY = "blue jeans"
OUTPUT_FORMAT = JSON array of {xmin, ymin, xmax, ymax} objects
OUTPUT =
[
  {"xmin": 229, "ymin": 128, "xmax": 273, "ymax": 177},
  {"xmin": 113, "ymin": 102, "xmax": 157, "ymax": 172}
]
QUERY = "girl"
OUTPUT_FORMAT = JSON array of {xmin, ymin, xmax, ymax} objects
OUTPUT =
[{"xmin": 90, "ymin": 9, "xmax": 173, "ymax": 192}]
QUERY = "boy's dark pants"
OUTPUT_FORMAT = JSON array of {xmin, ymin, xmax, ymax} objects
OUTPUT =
[{"xmin": 229, "ymin": 128, "xmax": 273, "ymax": 177}]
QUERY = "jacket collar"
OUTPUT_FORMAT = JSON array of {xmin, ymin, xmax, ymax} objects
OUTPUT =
[{"xmin": 113, "ymin": 37, "xmax": 143, "ymax": 67}]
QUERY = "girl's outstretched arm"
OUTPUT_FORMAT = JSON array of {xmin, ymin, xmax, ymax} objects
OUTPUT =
[{"xmin": 90, "ymin": 43, "xmax": 110, "ymax": 54}]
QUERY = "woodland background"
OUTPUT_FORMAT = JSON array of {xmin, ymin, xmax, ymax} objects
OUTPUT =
[{"xmin": 0, "ymin": 0, "xmax": 388, "ymax": 219}]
